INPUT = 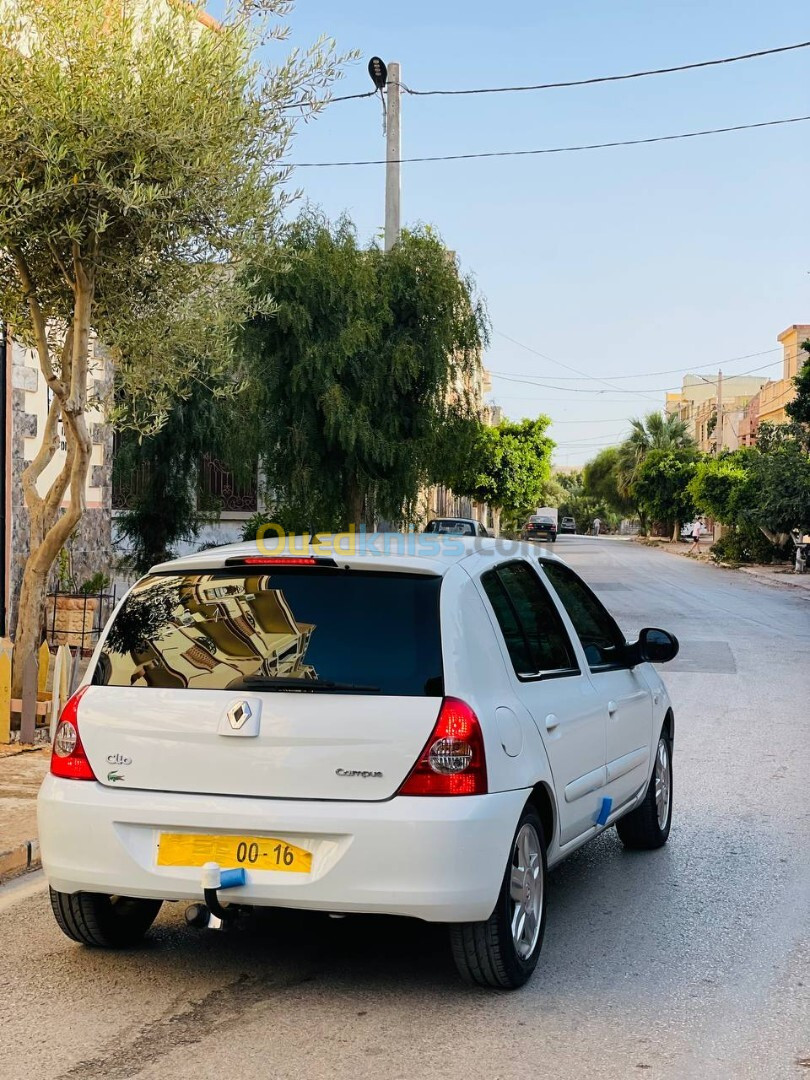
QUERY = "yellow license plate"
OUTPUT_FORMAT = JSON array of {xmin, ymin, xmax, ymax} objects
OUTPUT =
[{"xmin": 157, "ymin": 832, "xmax": 312, "ymax": 874}]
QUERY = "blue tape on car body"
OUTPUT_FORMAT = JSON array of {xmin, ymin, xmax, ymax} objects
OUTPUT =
[
  {"xmin": 219, "ymin": 868, "xmax": 247, "ymax": 889},
  {"xmin": 596, "ymin": 797, "xmax": 612, "ymax": 826}
]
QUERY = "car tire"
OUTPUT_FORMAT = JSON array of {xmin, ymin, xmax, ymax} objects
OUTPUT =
[
  {"xmin": 616, "ymin": 732, "xmax": 673, "ymax": 850},
  {"xmin": 449, "ymin": 805, "xmax": 547, "ymax": 989},
  {"xmin": 49, "ymin": 888, "xmax": 163, "ymax": 948}
]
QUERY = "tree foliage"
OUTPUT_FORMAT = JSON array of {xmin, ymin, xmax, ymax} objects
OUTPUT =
[
  {"xmin": 556, "ymin": 470, "xmax": 622, "ymax": 534},
  {"xmin": 582, "ymin": 447, "xmax": 635, "ymax": 515},
  {"xmin": 616, "ymin": 411, "xmax": 694, "ymax": 497},
  {"xmin": 112, "ymin": 383, "xmax": 246, "ymax": 573},
  {"xmin": 690, "ymin": 438, "xmax": 810, "ymax": 551},
  {"xmin": 0, "ymin": 0, "xmax": 344, "ymax": 681},
  {"xmin": 449, "ymin": 417, "xmax": 554, "ymax": 532},
  {"xmin": 785, "ymin": 341, "xmax": 810, "ymax": 427},
  {"xmin": 740, "ymin": 441, "xmax": 810, "ymax": 537},
  {"xmin": 633, "ymin": 448, "xmax": 698, "ymax": 537},
  {"xmin": 688, "ymin": 455, "xmax": 749, "ymax": 523},
  {"xmin": 240, "ymin": 211, "xmax": 489, "ymax": 530}
]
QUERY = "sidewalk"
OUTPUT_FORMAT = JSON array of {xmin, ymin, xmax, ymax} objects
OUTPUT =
[
  {"xmin": 635, "ymin": 536, "xmax": 810, "ymax": 595},
  {"xmin": 0, "ymin": 745, "xmax": 49, "ymax": 882}
]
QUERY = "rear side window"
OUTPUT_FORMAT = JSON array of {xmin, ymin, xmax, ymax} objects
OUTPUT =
[
  {"xmin": 481, "ymin": 561, "xmax": 578, "ymax": 677},
  {"xmin": 94, "ymin": 570, "xmax": 443, "ymax": 696},
  {"xmin": 540, "ymin": 562, "xmax": 626, "ymax": 670},
  {"xmin": 426, "ymin": 520, "xmax": 475, "ymax": 535}
]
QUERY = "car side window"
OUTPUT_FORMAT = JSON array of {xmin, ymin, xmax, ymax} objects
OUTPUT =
[
  {"xmin": 540, "ymin": 562, "xmax": 626, "ymax": 671},
  {"xmin": 481, "ymin": 561, "xmax": 578, "ymax": 677}
]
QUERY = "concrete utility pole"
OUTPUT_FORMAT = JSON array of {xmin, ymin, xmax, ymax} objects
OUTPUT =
[
  {"xmin": 384, "ymin": 61, "xmax": 401, "ymax": 251},
  {"xmin": 715, "ymin": 369, "xmax": 723, "ymax": 453}
]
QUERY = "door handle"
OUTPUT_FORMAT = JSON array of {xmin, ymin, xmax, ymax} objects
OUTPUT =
[
  {"xmin": 545, "ymin": 713, "xmax": 559, "ymax": 732},
  {"xmin": 607, "ymin": 700, "xmax": 618, "ymax": 716}
]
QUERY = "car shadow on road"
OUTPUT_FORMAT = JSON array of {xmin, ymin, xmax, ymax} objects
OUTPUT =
[{"xmin": 129, "ymin": 823, "xmax": 681, "ymax": 999}]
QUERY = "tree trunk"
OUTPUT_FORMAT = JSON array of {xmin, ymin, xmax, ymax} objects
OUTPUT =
[
  {"xmin": 491, "ymin": 505, "xmax": 502, "ymax": 537},
  {"xmin": 344, "ymin": 477, "xmax": 365, "ymax": 530},
  {"xmin": 11, "ymin": 265, "xmax": 94, "ymax": 695}
]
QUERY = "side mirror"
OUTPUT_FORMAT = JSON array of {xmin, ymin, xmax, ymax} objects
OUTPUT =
[{"xmin": 632, "ymin": 627, "xmax": 679, "ymax": 665}]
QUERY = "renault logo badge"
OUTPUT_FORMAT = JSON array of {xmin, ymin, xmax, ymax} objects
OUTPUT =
[{"xmin": 227, "ymin": 700, "xmax": 252, "ymax": 731}]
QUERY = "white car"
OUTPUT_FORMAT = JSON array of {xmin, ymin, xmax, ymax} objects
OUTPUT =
[{"xmin": 39, "ymin": 537, "xmax": 678, "ymax": 989}]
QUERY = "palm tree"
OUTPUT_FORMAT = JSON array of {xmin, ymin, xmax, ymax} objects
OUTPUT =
[{"xmin": 617, "ymin": 411, "xmax": 693, "ymax": 497}]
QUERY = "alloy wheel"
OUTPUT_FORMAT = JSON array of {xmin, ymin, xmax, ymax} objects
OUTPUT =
[
  {"xmin": 509, "ymin": 823, "xmax": 544, "ymax": 960},
  {"xmin": 654, "ymin": 737, "xmax": 671, "ymax": 830}
]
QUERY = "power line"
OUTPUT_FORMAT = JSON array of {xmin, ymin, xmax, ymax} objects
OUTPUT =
[
  {"xmin": 488, "ymin": 345, "xmax": 784, "ymax": 381},
  {"xmin": 492, "ymin": 358, "xmax": 778, "ymax": 394},
  {"xmin": 400, "ymin": 40, "xmax": 810, "ymax": 97},
  {"xmin": 289, "ymin": 114, "xmax": 810, "ymax": 167},
  {"xmin": 490, "ymin": 350, "xmax": 803, "ymax": 396},
  {"xmin": 549, "ymin": 417, "xmax": 638, "ymax": 424},
  {"xmin": 283, "ymin": 89, "xmax": 378, "ymax": 110},
  {"xmin": 493, "ymin": 329, "xmax": 661, "ymax": 401},
  {"xmin": 316, "ymin": 40, "xmax": 810, "ymax": 107}
]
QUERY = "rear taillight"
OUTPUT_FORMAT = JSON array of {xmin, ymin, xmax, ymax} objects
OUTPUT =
[
  {"xmin": 398, "ymin": 697, "xmax": 488, "ymax": 796},
  {"xmin": 50, "ymin": 686, "xmax": 96, "ymax": 781}
]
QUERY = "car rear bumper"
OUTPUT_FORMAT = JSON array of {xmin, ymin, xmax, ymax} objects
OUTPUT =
[{"xmin": 38, "ymin": 776, "xmax": 528, "ymax": 922}]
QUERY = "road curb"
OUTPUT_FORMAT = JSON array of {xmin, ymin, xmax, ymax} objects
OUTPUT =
[
  {"xmin": 634, "ymin": 537, "xmax": 810, "ymax": 593},
  {"xmin": 0, "ymin": 838, "xmax": 41, "ymax": 885},
  {"xmin": 737, "ymin": 567, "xmax": 810, "ymax": 594}
]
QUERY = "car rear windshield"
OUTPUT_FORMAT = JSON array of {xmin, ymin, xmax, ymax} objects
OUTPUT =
[
  {"xmin": 425, "ymin": 520, "xmax": 474, "ymax": 535},
  {"xmin": 93, "ymin": 569, "xmax": 443, "ymax": 696}
]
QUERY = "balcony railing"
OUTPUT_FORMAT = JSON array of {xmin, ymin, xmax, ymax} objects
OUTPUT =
[
  {"xmin": 198, "ymin": 454, "xmax": 257, "ymax": 513},
  {"xmin": 112, "ymin": 450, "xmax": 258, "ymax": 515}
]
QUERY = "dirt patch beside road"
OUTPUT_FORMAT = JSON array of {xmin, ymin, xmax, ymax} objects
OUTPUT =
[{"xmin": 0, "ymin": 747, "xmax": 49, "ymax": 883}]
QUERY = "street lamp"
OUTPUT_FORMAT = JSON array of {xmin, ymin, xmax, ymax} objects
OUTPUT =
[{"xmin": 368, "ymin": 57, "xmax": 387, "ymax": 90}]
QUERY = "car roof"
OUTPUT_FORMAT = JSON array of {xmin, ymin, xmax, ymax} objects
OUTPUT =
[
  {"xmin": 427, "ymin": 517, "xmax": 478, "ymax": 525},
  {"xmin": 149, "ymin": 534, "xmax": 564, "ymax": 578}
]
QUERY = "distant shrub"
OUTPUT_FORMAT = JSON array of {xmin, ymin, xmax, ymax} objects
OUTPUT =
[{"xmin": 711, "ymin": 527, "xmax": 784, "ymax": 565}]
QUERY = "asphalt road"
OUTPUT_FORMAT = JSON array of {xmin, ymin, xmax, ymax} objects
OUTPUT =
[{"xmin": 1, "ymin": 538, "xmax": 808, "ymax": 1080}]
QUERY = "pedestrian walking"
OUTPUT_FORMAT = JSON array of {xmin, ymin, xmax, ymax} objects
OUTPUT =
[
  {"xmin": 687, "ymin": 519, "xmax": 703, "ymax": 555},
  {"xmin": 592, "ymin": 517, "xmax": 601, "ymax": 537}
]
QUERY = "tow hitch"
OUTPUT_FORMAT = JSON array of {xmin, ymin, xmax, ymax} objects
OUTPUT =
[{"xmin": 184, "ymin": 862, "xmax": 246, "ymax": 931}]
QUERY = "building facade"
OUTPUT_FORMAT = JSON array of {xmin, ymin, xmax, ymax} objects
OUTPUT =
[
  {"xmin": 737, "ymin": 324, "xmax": 809, "ymax": 447},
  {"xmin": 666, "ymin": 373, "xmax": 768, "ymax": 453}
]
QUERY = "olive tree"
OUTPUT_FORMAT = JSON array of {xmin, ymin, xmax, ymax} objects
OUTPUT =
[{"xmin": 0, "ymin": 0, "xmax": 345, "ymax": 688}]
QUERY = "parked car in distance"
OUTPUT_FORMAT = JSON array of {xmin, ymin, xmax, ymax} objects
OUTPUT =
[
  {"xmin": 39, "ymin": 537, "xmax": 679, "ymax": 989},
  {"xmin": 522, "ymin": 515, "xmax": 558, "ymax": 543},
  {"xmin": 425, "ymin": 517, "xmax": 489, "ymax": 537},
  {"xmin": 559, "ymin": 517, "xmax": 576, "ymax": 534}
]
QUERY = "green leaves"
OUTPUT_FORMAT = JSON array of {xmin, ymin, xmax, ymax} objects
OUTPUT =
[
  {"xmin": 689, "ymin": 457, "xmax": 748, "ymax": 523},
  {"xmin": 690, "ymin": 439, "xmax": 810, "ymax": 538},
  {"xmin": 632, "ymin": 448, "xmax": 698, "ymax": 534},
  {"xmin": 785, "ymin": 343, "xmax": 810, "ymax": 427},
  {"xmin": 0, "ymin": 0, "xmax": 347, "ymax": 429},
  {"xmin": 239, "ymin": 210, "xmax": 489, "ymax": 529},
  {"xmin": 449, "ymin": 416, "xmax": 555, "ymax": 522}
]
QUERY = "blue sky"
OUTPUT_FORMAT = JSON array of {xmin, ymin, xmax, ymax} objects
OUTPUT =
[{"xmin": 237, "ymin": 1, "xmax": 809, "ymax": 464}]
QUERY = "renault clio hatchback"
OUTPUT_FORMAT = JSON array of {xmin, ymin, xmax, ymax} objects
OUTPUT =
[{"xmin": 39, "ymin": 537, "xmax": 678, "ymax": 988}]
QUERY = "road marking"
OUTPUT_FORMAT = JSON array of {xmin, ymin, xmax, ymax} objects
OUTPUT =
[{"xmin": 0, "ymin": 869, "xmax": 46, "ymax": 914}]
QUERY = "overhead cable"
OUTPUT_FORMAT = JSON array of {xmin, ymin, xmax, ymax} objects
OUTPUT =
[
  {"xmin": 289, "ymin": 115, "xmax": 810, "ymax": 167},
  {"xmin": 400, "ymin": 40, "xmax": 810, "ymax": 97},
  {"xmin": 313, "ymin": 40, "xmax": 810, "ymax": 107},
  {"xmin": 488, "ymin": 344, "xmax": 784, "ymax": 381}
]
